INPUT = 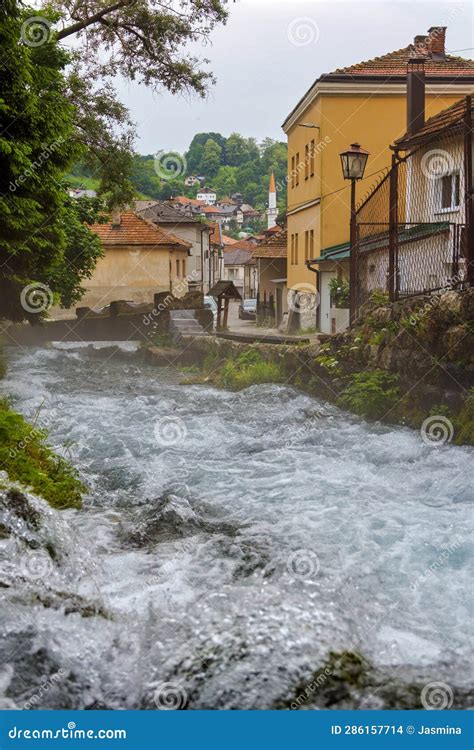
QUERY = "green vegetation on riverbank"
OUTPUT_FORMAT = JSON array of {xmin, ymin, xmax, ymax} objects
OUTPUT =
[
  {"xmin": 0, "ymin": 399, "xmax": 84, "ymax": 510},
  {"xmin": 204, "ymin": 348, "xmax": 285, "ymax": 390}
]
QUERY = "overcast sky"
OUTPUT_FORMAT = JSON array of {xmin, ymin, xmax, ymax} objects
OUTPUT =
[{"xmin": 115, "ymin": 0, "xmax": 473, "ymax": 155}]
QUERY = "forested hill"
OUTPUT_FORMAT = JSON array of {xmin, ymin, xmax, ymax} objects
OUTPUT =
[{"xmin": 68, "ymin": 132, "xmax": 288, "ymax": 213}]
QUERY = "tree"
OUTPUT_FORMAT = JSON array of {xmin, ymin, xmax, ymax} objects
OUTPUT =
[
  {"xmin": 225, "ymin": 133, "xmax": 259, "ymax": 167},
  {"xmin": 0, "ymin": 3, "xmax": 103, "ymax": 322},
  {"xmin": 199, "ymin": 138, "xmax": 222, "ymax": 178},
  {"xmin": 213, "ymin": 165, "xmax": 238, "ymax": 197},
  {"xmin": 186, "ymin": 131, "xmax": 226, "ymax": 173}
]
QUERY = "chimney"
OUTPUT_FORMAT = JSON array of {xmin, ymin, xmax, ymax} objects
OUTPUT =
[
  {"xmin": 427, "ymin": 26, "xmax": 446, "ymax": 58},
  {"xmin": 413, "ymin": 34, "xmax": 429, "ymax": 56},
  {"xmin": 111, "ymin": 208, "xmax": 121, "ymax": 228},
  {"xmin": 407, "ymin": 58, "xmax": 425, "ymax": 136}
]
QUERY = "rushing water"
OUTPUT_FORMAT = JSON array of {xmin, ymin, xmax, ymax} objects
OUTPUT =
[{"xmin": 0, "ymin": 345, "xmax": 472, "ymax": 710}]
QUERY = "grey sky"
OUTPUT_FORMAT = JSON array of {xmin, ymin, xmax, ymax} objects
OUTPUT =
[{"xmin": 115, "ymin": 0, "xmax": 474, "ymax": 155}]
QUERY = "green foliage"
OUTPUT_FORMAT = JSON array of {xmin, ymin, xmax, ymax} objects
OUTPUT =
[
  {"xmin": 0, "ymin": 399, "xmax": 84, "ymax": 509},
  {"xmin": 369, "ymin": 290, "xmax": 390, "ymax": 307},
  {"xmin": 200, "ymin": 138, "xmax": 222, "ymax": 178},
  {"xmin": 453, "ymin": 389, "xmax": 474, "ymax": 446},
  {"xmin": 329, "ymin": 278, "xmax": 350, "ymax": 309},
  {"xmin": 340, "ymin": 370, "xmax": 400, "ymax": 420},
  {"xmin": 0, "ymin": 5, "xmax": 105, "ymax": 322},
  {"xmin": 212, "ymin": 349, "xmax": 284, "ymax": 390}
]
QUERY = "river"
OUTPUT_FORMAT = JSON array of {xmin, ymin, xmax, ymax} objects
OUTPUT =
[{"xmin": 0, "ymin": 345, "xmax": 472, "ymax": 709}]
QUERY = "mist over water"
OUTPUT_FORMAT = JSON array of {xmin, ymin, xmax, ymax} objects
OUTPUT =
[{"xmin": 0, "ymin": 346, "xmax": 472, "ymax": 709}]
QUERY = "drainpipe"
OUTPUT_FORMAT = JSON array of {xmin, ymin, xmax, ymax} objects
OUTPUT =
[{"xmin": 305, "ymin": 259, "xmax": 320, "ymax": 330}]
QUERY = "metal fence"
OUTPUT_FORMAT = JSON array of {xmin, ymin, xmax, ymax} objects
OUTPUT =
[{"xmin": 355, "ymin": 97, "xmax": 472, "ymax": 314}]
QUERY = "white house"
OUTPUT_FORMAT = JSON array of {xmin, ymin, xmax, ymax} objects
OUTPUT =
[{"xmin": 197, "ymin": 187, "xmax": 217, "ymax": 206}]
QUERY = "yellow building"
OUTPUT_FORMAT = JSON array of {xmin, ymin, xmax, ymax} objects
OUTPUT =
[
  {"xmin": 282, "ymin": 26, "xmax": 474, "ymax": 333},
  {"xmin": 86, "ymin": 211, "xmax": 191, "ymax": 309}
]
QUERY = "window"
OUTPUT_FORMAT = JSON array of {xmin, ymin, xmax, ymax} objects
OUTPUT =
[
  {"xmin": 439, "ymin": 172, "xmax": 460, "ymax": 211},
  {"xmin": 304, "ymin": 230, "xmax": 314, "ymax": 262},
  {"xmin": 176, "ymin": 259, "xmax": 180, "ymax": 277},
  {"xmin": 291, "ymin": 234, "xmax": 299, "ymax": 265},
  {"xmin": 294, "ymin": 233, "xmax": 299, "ymax": 264},
  {"xmin": 295, "ymin": 152, "xmax": 300, "ymax": 186},
  {"xmin": 291, "ymin": 156, "xmax": 296, "ymax": 189},
  {"xmin": 305, "ymin": 144, "xmax": 309, "ymax": 180},
  {"xmin": 310, "ymin": 140, "xmax": 315, "ymax": 177}
]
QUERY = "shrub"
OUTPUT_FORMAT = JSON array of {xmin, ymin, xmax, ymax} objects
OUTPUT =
[
  {"xmin": 0, "ymin": 399, "xmax": 84, "ymax": 509},
  {"xmin": 340, "ymin": 370, "xmax": 400, "ymax": 420},
  {"xmin": 216, "ymin": 349, "xmax": 284, "ymax": 390}
]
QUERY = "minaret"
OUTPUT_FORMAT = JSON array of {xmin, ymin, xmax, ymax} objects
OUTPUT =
[{"xmin": 267, "ymin": 171, "xmax": 278, "ymax": 229}]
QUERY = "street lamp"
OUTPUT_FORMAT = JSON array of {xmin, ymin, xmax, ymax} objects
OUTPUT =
[{"xmin": 339, "ymin": 143, "xmax": 369, "ymax": 323}]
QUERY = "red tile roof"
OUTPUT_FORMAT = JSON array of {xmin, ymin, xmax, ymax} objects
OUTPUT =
[
  {"xmin": 252, "ymin": 230, "xmax": 287, "ymax": 259},
  {"xmin": 327, "ymin": 46, "xmax": 474, "ymax": 79},
  {"xmin": 89, "ymin": 211, "xmax": 191, "ymax": 248}
]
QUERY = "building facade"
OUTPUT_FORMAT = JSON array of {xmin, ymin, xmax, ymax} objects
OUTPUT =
[
  {"xmin": 85, "ymin": 211, "xmax": 191, "ymax": 308},
  {"xmin": 282, "ymin": 27, "xmax": 474, "ymax": 333}
]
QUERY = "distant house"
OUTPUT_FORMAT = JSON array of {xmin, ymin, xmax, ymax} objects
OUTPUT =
[
  {"xmin": 252, "ymin": 230, "xmax": 288, "ymax": 326},
  {"xmin": 86, "ymin": 211, "xmax": 191, "ymax": 308},
  {"xmin": 196, "ymin": 187, "xmax": 217, "ymax": 206},
  {"xmin": 222, "ymin": 241, "xmax": 255, "ymax": 299},
  {"xmin": 167, "ymin": 196, "xmax": 205, "ymax": 216},
  {"xmin": 184, "ymin": 175, "xmax": 201, "ymax": 187},
  {"xmin": 68, "ymin": 188, "xmax": 97, "ymax": 199},
  {"xmin": 135, "ymin": 200, "xmax": 212, "ymax": 292}
]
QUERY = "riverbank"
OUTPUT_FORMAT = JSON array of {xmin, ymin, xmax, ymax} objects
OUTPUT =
[{"xmin": 165, "ymin": 288, "xmax": 474, "ymax": 446}]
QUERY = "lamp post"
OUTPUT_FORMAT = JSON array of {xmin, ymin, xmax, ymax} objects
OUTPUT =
[{"xmin": 339, "ymin": 143, "xmax": 369, "ymax": 323}]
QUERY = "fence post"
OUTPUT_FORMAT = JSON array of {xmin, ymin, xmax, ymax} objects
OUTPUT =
[
  {"xmin": 388, "ymin": 153, "xmax": 398, "ymax": 301},
  {"xmin": 464, "ymin": 95, "xmax": 474, "ymax": 287}
]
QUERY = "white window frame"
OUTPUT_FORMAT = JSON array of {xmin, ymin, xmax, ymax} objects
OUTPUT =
[{"xmin": 435, "ymin": 171, "xmax": 461, "ymax": 215}]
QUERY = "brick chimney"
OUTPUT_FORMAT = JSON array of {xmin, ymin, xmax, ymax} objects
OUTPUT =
[
  {"xmin": 111, "ymin": 208, "xmax": 121, "ymax": 228},
  {"xmin": 413, "ymin": 34, "xmax": 429, "ymax": 56},
  {"xmin": 427, "ymin": 26, "xmax": 446, "ymax": 58},
  {"xmin": 407, "ymin": 58, "xmax": 425, "ymax": 136}
]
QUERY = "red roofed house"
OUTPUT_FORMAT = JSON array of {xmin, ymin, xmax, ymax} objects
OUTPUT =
[
  {"xmin": 84, "ymin": 211, "xmax": 191, "ymax": 308},
  {"xmin": 252, "ymin": 230, "xmax": 288, "ymax": 326}
]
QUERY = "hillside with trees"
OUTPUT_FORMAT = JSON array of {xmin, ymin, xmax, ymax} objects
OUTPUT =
[{"xmin": 69, "ymin": 132, "xmax": 288, "ymax": 217}]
